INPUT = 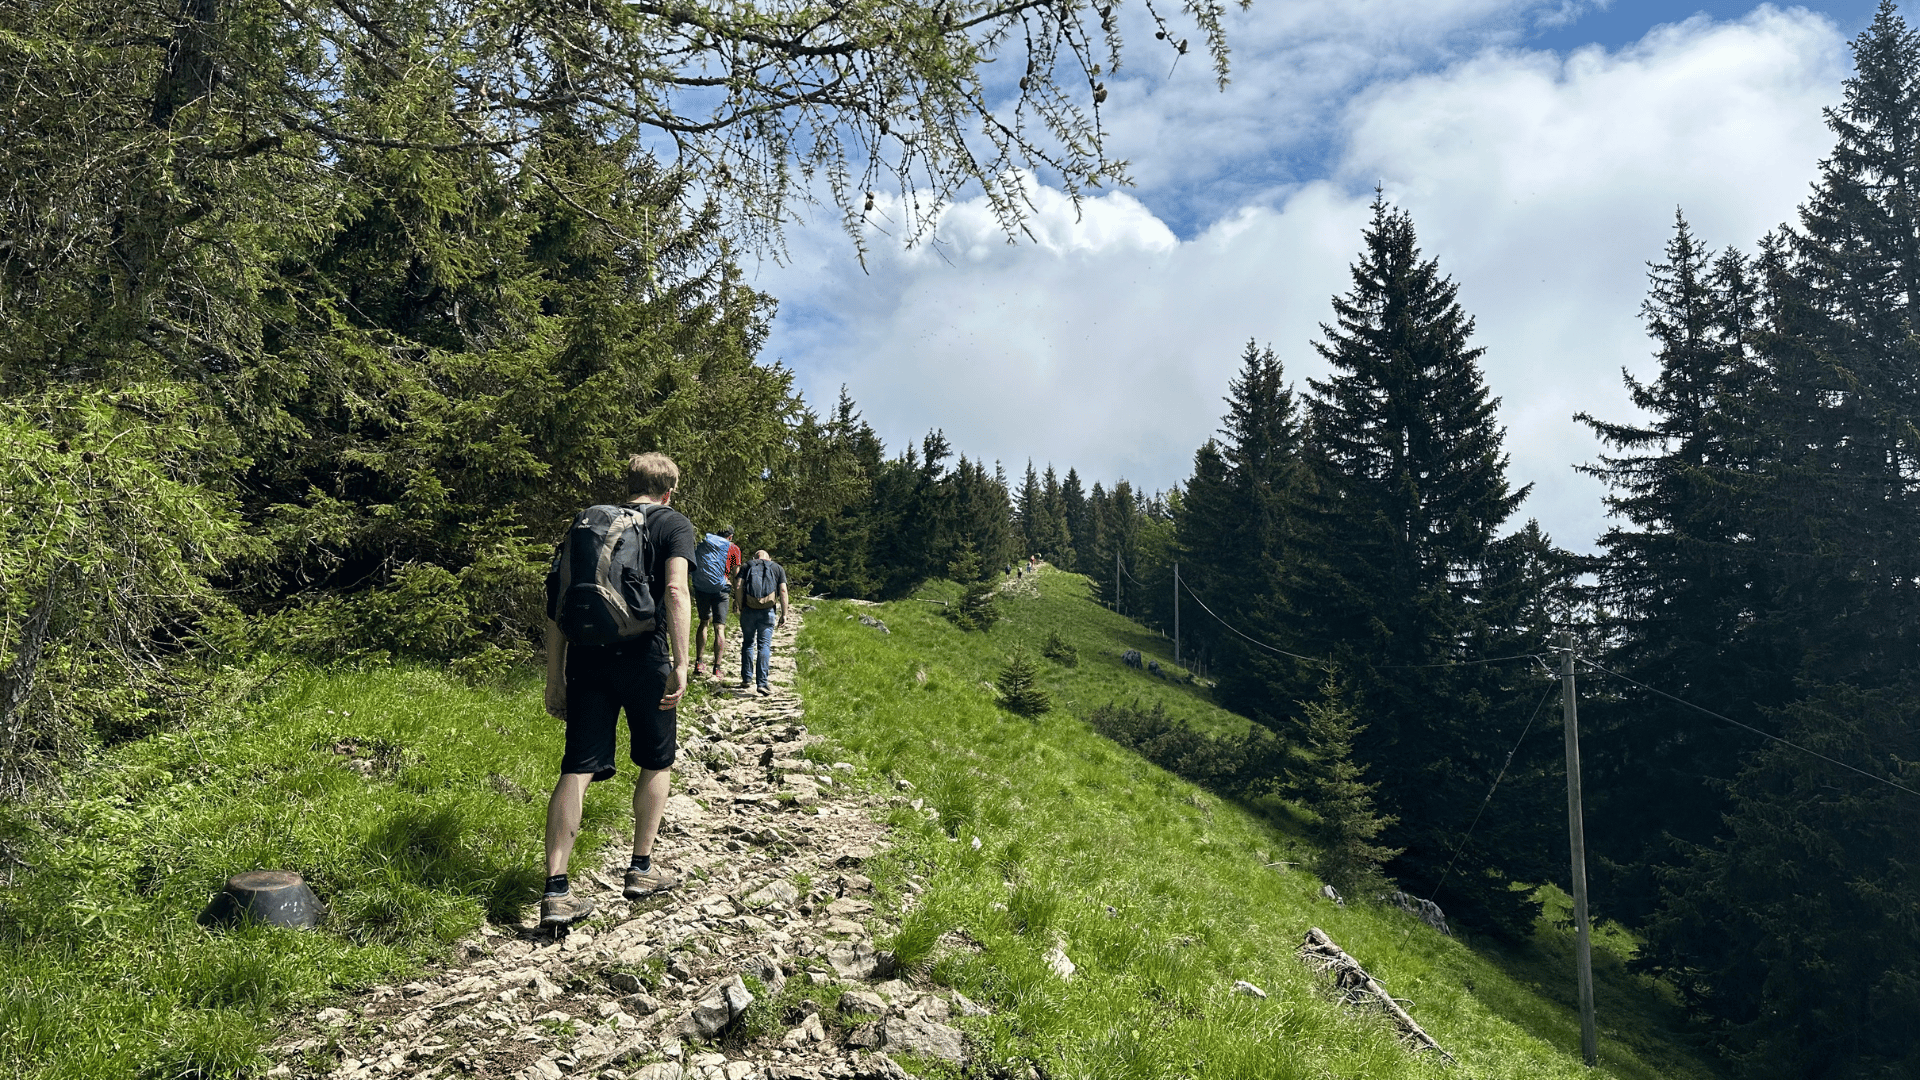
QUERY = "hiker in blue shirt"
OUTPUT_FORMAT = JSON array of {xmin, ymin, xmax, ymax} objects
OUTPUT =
[{"xmin": 690, "ymin": 527, "xmax": 742, "ymax": 681}]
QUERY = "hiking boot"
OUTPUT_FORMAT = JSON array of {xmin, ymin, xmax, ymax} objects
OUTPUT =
[
  {"xmin": 624, "ymin": 863, "xmax": 681, "ymax": 899},
  {"xmin": 539, "ymin": 892, "xmax": 595, "ymax": 927},
  {"xmin": 756, "ymin": 684, "xmax": 772, "ymax": 696}
]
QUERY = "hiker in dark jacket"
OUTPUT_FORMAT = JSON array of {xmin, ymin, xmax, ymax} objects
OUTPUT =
[
  {"xmin": 539, "ymin": 452, "xmax": 693, "ymax": 927},
  {"xmin": 734, "ymin": 550, "xmax": 789, "ymax": 696}
]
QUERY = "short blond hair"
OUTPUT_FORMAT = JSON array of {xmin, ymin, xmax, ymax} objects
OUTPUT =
[{"xmin": 626, "ymin": 452, "xmax": 680, "ymax": 497}]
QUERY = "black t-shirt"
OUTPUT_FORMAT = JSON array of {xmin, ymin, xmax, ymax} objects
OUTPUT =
[{"xmin": 633, "ymin": 502, "xmax": 697, "ymax": 612}]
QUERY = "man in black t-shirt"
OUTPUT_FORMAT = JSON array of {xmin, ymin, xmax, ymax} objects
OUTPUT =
[{"xmin": 539, "ymin": 452, "xmax": 695, "ymax": 926}]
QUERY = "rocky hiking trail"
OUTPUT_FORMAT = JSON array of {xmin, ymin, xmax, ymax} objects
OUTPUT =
[{"xmin": 270, "ymin": 611, "xmax": 977, "ymax": 1080}]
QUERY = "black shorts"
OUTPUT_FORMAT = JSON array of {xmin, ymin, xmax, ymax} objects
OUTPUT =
[
  {"xmin": 694, "ymin": 589, "xmax": 729, "ymax": 624},
  {"xmin": 561, "ymin": 639, "xmax": 677, "ymax": 780}
]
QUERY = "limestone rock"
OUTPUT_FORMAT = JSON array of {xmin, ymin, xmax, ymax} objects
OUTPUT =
[
  {"xmin": 826, "ymin": 941, "xmax": 892, "ymax": 980},
  {"xmin": 1044, "ymin": 946, "xmax": 1076, "ymax": 981},
  {"xmin": 745, "ymin": 879, "xmax": 799, "ymax": 908},
  {"xmin": 838, "ymin": 990, "xmax": 888, "ymax": 1019},
  {"xmin": 745, "ymin": 953, "xmax": 787, "ymax": 995},
  {"xmin": 846, "ymin": 1021, "xmax": 881, "ymax": 1049},
  {"xmin": 1232, "ymin": 980, "xmax": 1268, "ymax": 999},
  {"xmin": 634, "ymin": 1065, "xmax": 685, "ymax": 1080},
  {"xmin": 953, "ymin": 992, "xmax": 991, "ymax": 1017},
  {"xmin": 879, "ymin": 1013, "xmax": 968, "ymax": 1064},
  {"xmin": 782, "ymin": 1012, "xmax": 827, "ymax": 1047},
  {"xmin": 677, "ymin": 975, "xmax": 754, "ymax": 1039},
  {"xmin": 1380, "ymin": 890, "xmax": 1452, "ymax": 936},
  {"xmin": 666, "ymin": 794, "xmax": 709, "ymax": 823}
]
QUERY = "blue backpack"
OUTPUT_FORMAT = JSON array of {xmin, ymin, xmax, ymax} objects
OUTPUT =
[{"xmin": 694, "ymin": 534, "xmax": 732, "ymax": 594}]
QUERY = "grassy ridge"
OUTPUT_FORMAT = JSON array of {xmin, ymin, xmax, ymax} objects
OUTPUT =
[
  {"xmin": 800, "ymin": 570, "xmax": 1714, "ymax": 1080},
  {"xmin": 0, "ymin": 665, "xmax": 648, "ymax": 1080}
]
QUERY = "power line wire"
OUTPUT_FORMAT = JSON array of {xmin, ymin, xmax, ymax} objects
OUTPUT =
[
  {"xmin": 1173, "ymin": 576, "xmax": 1333, "ymax": 668},
  {"xmin": 1578, "ymin": 658, "xmax": 1920, "ymax": 800},
  {"xmin": 1157, "ymin": 568, "xmax": 1538, "ymax": 673},
  {"xmin": 1428, "ymin": 677, "xmax": 1558, "ymax": 904}
]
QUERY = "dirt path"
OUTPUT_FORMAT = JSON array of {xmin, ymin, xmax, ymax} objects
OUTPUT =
[{"xmin": 268, "ymin": 611, "xmax": 968, "ymax": 1080}]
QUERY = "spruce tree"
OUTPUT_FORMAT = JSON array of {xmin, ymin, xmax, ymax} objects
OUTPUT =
[
  {"xmin": 1060, "ymin": 468, "xmax": 1090, "ymax": 571},
  {"xmin": 1628, "ymin": 8, "xmax": 1920, "ymax": 1069},
  {"xmin": 1576, "ymin": 215, "xmax": 1784, "ymax": 922},
  {"xmin": 946, "ymin": 542, "xmax": 1000, "ymax": 631},
  {"xmin": 1299, "ymin": 195, "xmax": 1546, "ymax": 936},
  {"xmin": 1039, "ymin": 465, "xmax": 1072, "ymax": 560},
  {"xmin": 995, "ymin": 647, "xmax": 1052, "ymax": 717},
  {"xmin": 1646, "ymin": 684, "xmax": 1920, "ymax": 1078},
  {"xmin": 1175, "ymin": 341, "xmax": 1308, "ymax": 718},
  {"xmin": 1294, "ymin": 681, "xmax": 1401, "ymax": 898},
  {"xmin": 1040, "ymin": 629, "xmax": 1079, "ymax": 667},
  {"xmin": 1018, "ymin": 461, "xmax": 1045, "ymax": 561}
]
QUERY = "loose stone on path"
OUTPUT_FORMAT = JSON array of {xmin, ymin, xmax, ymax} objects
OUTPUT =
[{"xmin": 265, "ymin": 611, "xmax": 976, "ymax": 1080}]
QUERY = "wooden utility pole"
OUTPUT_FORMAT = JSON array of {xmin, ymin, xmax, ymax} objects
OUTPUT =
[
  {"xmin": 1560, "ymin": 633, "xmax": 1599, "ymax": 1067},
  {"xmin": 1115, "ymin": 552, "xmax": 1122, "ymax": 613},
  {"xmin": 1173, "ymin": 562, "xmax": 1181, "ymax": 665}
]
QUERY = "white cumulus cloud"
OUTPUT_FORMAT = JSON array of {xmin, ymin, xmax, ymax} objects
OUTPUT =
[{"xmin": 759, "ymin": 4, "xmax": 1850, "ymax": 550}]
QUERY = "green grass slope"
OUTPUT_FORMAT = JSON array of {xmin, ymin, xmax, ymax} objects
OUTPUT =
[
  {"xmin": 0, "ymin": 665, "xmax": 655, "ymax": 1080},
  {"xmin": 798, "ymin": 569, "xmax": 1715, "ymax": 1080}
]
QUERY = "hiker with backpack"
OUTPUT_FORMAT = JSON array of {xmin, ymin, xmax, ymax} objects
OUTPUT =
[
  {"xmin": 539, "ymin": 452, "xmax": 696, "ymax": 927},
  {"xmin": 691, "ymin": 527, "xmax": 742, "ymax": 680},
  {"xmin": 735, "ymin": 549, "xmax": 789, "ymax": 695}
]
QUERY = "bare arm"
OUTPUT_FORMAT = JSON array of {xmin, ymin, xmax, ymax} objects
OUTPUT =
[
  {"xmin": 660, "ymin": 555, "xmax": 693, "ymax": 710},
  {"xmin": 544, "ymin": 619, "xmax": 568, "ymax": 718},
  {"xmin": 778, "ymin": 581, "xmax": 790, "ymax": 625}
]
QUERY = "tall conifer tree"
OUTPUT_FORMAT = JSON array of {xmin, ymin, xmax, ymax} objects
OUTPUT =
[
  {"xmin": 1299, "ymin": 196, "xmax": 1548, "ymax": 935},
  {"xmin": 1627, "ymin": 8, "xmax": 1920, "ymax": 1069},
  {"xmin": 1061, "ymin": 468, "xmax": 1090, "ymax": 571},
  {"xmin": 1176, "ymin": 341, "xmax": 1309, "ymax": 719}
]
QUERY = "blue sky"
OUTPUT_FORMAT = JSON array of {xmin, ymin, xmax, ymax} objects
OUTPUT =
[
  {"xmin": 1532, "ymin": 1, "xmax": 1878, "ymax": 50},
  {"xmin": 757, "ymin": 2, "xmax": 1887, "ymax": 551}
]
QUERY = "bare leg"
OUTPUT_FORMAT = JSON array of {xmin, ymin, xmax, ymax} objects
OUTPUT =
[
  {"xmin": 544, "ymin": 772, "xmax": 594, "ymax": 877},
  {"xmin": 694, "ymin": 615, "xmax": 711, "ymax": 668},
  {"xmin": 631, "ymin": 767, "xmax": 672, "ymax": 862},
  {"xmin": 713, "ymin": 625, "xmax": 727, "ymax": 672}
]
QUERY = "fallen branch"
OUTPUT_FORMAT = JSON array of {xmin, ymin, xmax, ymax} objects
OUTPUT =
[{"xmin": 1299, "ymin": 927, "xmax": 1455, "ymax": 1064}]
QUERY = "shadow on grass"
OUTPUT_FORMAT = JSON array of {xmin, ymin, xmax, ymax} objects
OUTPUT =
[
  {"xmin": 357, "ymin": 806, "xmax": 545, "ymax": 931},
  {"xmin": 1457, "ymin": 889, "xmax": 1723, "ymax": 1080}
]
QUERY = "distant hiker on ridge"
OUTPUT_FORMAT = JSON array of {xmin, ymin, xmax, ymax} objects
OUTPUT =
[
  {"xmin": 691, "ymin": 526, "xmax": 742, "ymax": 680},
  {"xmin": 736, "ymin": 549, "xmax": 789, "ymax": 696},
  {"xmin": 539, "ymin": 452, "xmax": 694, "ymax": 926}
]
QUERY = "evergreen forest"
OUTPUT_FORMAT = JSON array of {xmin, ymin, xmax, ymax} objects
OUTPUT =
[{"xmin": 5, "ymin": 1, "xmax": 1920, "ymax": 1077}]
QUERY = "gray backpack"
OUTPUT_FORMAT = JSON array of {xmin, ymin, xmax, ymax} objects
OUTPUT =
[{"xmin": 545, "ymin": 504, "xmax": 656, "ymax": 644}]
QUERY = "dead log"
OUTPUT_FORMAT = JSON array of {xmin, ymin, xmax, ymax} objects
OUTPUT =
[{"xmin": 1299, "ymin": 927, "xmax": 1455, "ymax": 1064}]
